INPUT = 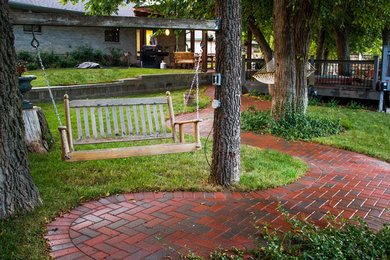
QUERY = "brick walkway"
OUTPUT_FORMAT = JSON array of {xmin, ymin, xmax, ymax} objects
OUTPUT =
[{"xmin": 46, "ymin": 87, "xmax": 390, "ymax": 259}]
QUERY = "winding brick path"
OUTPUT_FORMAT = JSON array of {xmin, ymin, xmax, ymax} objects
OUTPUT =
[{"xmin": 46, "ymin": 87, "xmax": 390, "ymax": 259}]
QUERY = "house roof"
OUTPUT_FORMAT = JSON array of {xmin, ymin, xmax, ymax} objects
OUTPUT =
[{"xmin": 8, "ymin": 0, "xmax": 136, "ymax": 17}]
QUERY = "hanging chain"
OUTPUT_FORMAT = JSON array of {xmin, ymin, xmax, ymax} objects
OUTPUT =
[
  {"xmin": 31, "ymin": 30, "xmax": 62, "ymax": 126},
  {"xmin": 182, "ymin": 41, "xmax": 205, "ymax": 119}
]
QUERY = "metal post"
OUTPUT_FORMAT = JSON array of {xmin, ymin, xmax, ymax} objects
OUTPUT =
[{"xmin": 373, "ymin": 56, "xmax": 379, "ymax": 90}]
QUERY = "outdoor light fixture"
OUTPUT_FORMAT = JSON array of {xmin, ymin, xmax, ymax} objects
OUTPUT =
[{"xmin": 165, "ymin": 29, "xmax": 170, "ymax": 36}]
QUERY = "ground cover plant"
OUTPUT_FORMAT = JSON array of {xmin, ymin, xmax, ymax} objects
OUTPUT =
[
  {"xmin": 242, "ymin": 98, "xmax": 390, "ymax": 162},
  {"xmin": 0, "ymin": 88, "xmax": 307, "ymax": 259},
  {"xmin": 207, "ymin": 206, "xmax": 390, "ymax": 259},
  {"xmin": 241, "ymin": 107, "xmax": 343, "ymax": 141},
  {"xmin": 24, "ymin": 67, "xmax": 193, "ymax": 87}
]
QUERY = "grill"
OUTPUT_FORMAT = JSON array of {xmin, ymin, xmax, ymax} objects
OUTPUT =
[{"xmin": 139, "ymin": 45, "xmax": 169, "ymax": 68}]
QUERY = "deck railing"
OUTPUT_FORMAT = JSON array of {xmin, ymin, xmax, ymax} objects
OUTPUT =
[
  {"xmin": 310, "ymin": 56, "xmax": 379, "ymax": 90},
  {"xmin": 241, "ymin": 56, "xmax": 380, "ymax": 91}
]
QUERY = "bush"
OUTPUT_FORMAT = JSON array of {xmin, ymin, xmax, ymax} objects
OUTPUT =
[
  {"xmin": 17, "ymin": 51, "xmax": 39, "ymax": 71},
  {"xmin": 17, "ymin": 44, "xmax": 125, "ymax": 69},
  {"xmin": 58, "ymin": 55, "xmax": 78, "ymax": 68},
  {"xmin": 40, "ymin": 51, "xmax": 60, "ymax": 68},
  {"xmin": 209, "ymin": 206, "xmax": 390, "ymax": 259},
  {"xmin": 241, "ymin": 107, "xmax": 342, "ymax": 141}
]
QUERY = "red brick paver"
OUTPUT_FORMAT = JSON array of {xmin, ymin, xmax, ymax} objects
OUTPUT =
[{"xmin": 46, "ymin": 86, "xmax": 390, "ymax": 259}]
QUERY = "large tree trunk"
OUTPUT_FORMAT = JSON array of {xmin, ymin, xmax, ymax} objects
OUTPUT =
[
  {"xmin": 248, "ymin": 18, "xmax": 274, "ymax": 95},
  {"xmin": 0, "ymin": 0, "xmax": 41, "ymax": 220},
  {"xmin": 333, "ymin": 24, "xmax": 351, "ymax": 75},
  {"xmin": 210, "ymin": 0, "xmax": 242, "ymax": 186},
  {"xmin": 271, "ymin": 0, "xmax": 295, "ymax": 122},
  {"xmin": 292, "ymin": 0, "xmax": 314, "ymax": 115},
  {"xmin": 248, "ymin": 19, "xmax": 273, "ymax": 63},
  {"xmin": 316, "ymin": 28, "xmax": 326, "ymax": 60},
  {"xmin": 383, "ymin": 27, "xmax": 390, "ymax": 47}
]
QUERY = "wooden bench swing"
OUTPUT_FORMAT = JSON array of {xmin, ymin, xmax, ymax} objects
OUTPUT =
[{"xmin": 58, "ymin": 91, "xmax": 202, "ymax": 162}]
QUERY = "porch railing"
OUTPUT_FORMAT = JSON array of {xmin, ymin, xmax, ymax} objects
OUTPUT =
[
  {"xmin": 241, "ymin": 55, "xmax": 380, "ymax": 91},
  {"xmin": 310, "ymin": 56, "xmax": 379, "ymax": 90}
]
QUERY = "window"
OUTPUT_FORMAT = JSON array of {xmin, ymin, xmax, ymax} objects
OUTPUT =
[
  {"xmin": 105, "ymin": 28, "xmax": 120, "ymax": 42},
  {"xmin": 23, "ymin": 25, "xmax": 41, "ymax": 33}
]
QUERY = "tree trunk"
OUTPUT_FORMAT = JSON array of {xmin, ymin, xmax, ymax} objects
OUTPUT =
[
  {"xmin": 271, "ymin": 0, "xmax": 295, "ymax": 122},
  {"xmin": 292, "ymin": 0, "xmax": 314, "ymax": 115},
  {"xmin": 0, "ymin": 0, "xmax": 41, "ymax": 220},
  {"xmin": 383, "ymin": 27, "xmax": 390, "ymax": 47},
  {"xmin": 248, "ymin": 19, "xmax": 273, "ymax": 63},
  {"xmin": 210, "ymin": 0, "xmax": 242, "ymax": 186},
  {"xmin": 316, "ymin": 28, "xmax": 326, "ymax": 60},
  {"xmin": 248, "ymin": 18, "xmax": 274, "ymax": 95},
  {"xmin": 333, "ymin": 24, "xmax": 351, "ymax": 75},
  {"xmin": 315, "ymin": 27, "xmax": 326, "ymax": 76}
]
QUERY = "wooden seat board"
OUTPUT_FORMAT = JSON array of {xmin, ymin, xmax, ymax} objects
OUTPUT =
[{"xmin": 65, "ymin": 143, "xmax": 200, "ymax": 162}]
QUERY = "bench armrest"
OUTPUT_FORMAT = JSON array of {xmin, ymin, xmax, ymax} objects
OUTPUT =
[
  {"xmin": 58, "ymin": 126, "xmax": 71, "ymax": 160},
  {"xmin": 174, "ymin": 119, "xmax": 202, "ymax": 148},
  {"xmin": 174, "ymin": 119, "xmax": 202, "ymax": 126}
]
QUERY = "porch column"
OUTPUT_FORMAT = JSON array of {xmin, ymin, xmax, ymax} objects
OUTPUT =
[
  {"xmin": 246, "ymin": 30, "xmax": 252, "ymax": 70},
  {"xmin": 190, "ymin": 30, "xmax": 195, "ymax": 52},
  {"xmin": 202, "ymin": 30, "xmax": 208, "ymax": 72}
]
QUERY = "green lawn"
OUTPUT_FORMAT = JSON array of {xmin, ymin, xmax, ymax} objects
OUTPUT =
[
  {"xmin": 0, "ymin": 87, "xmax": 307, "ymax": 259},
  {"xmin": 309, "ymin": 106, "xmax": 390, "ymax": 162},
  {"xmin": 24, "ymin": 67, "xmax": 194, "ymax": 87}
]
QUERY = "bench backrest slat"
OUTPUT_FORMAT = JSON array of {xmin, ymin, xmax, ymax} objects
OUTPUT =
[
  {"xmin": 90, "ymin": 107, "xmax": 98, "ymax": 138},
  {"xmin": 112, "ymin": 106, "xmax": 119, "ymax": 136},
  {"xmin": 119, "ymin": 106, "xmax": 126, "ymax": 136},
  {"xmin": 133, "ymin": 105, "xmax": 140, "ymax": 135},
  {"xmin": 126, "ymin": 106, "xmax": 133, "ymax": 135},
  {"xmin": 98, "ymin": 107, "xmax": 105, "ymax": 138},
  {"xmin": 76, "ymin": 108, "xmax": 82, "ymax": 139},
  {"xmin": 159, "ymin": 104, "xmax": 167, "ymax": 134},
  {"xmin": 66, "ymin": 96, "xmax": 173, "ymax": 144},
  {"xmin": 153, "ymin": 104, "xmax": 160, "ymax": 134},
  {"xmin": 139, "ymin": 105, "xmax": 147, "ymax": 136},
  {"xmin": 83, "ymin": 107, "xmax": 90, "ymax": 139},
  {"xmin": 105, "ymin": 106, "xmax": 112, "ymax": 137},
  {"xmin": 146, "ymin": 105, "xmax": 154, "ymax": 135}
]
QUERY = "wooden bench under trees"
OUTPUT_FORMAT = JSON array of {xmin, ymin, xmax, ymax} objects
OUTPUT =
[
  {"xmin": 173, "ymin": 52, "xmax": 195, "ymax": 68},
  {"xmin": 58, "ymin": 92, "xmax": 202, "ymax": 162}
]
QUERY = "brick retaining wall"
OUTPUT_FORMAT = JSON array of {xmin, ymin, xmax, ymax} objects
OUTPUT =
[{"xmin": 25, "ymin": 72, "xmax": 213, "ymax": 103}]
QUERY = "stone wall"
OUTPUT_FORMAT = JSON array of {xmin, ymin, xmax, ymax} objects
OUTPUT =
[{"xmin": 25, "ymin": 72, "xmax": 213, "ymax": 103}]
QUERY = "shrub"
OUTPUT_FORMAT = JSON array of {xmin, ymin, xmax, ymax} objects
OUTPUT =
[
  {"xmin": 327, "ymin": 98, "xmax": 339, "ymax": 107},
  {"xmin": 209, "ymin": 206, "xmax": 390, "ymax": 259},
  {"xmin": 347, "ymin": 100, "xmax": 366, "ymax": 109},
  {"xmin": 40, "ymin": 51, "xmax": 60, "ymax": 68},
  {"xmin": 58, "ymin": 55, "xmax": 78, "ymax": 68},
  {"xmin": 241, "ymin": 107, "xmax": 342, "ymax": 141},
  {"xmin": 17, "ymin": 51, "xmax": 39, "ymax": 71},
  {"xmin": 70, "ymin": 44, "xmax": 95, "ymax": 62}
]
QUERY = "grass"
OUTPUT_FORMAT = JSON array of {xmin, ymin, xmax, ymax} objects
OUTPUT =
[
  {"xmin": 245, "ymin": 92, "xmax": 390, "ymax": 162},
  {"xmin": 24, "ymin": 67, "xmax": 194, "ymax": 87},
  {"xmin": 0, "ymin": 87, "xmax": 307, "ymax": 259},
  {"xmin": 309, "ymin": 105, "xmax": 390, "ymax": 162}
]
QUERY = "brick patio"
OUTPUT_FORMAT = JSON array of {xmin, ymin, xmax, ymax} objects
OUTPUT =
[{"xmin": 46, "ymin": 87, "xmax": 390, "ymax": 259}]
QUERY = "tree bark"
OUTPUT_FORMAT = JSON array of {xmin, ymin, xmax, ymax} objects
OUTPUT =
[
  {"xmin": 248, "ymin": 19, "xmax": 273, "ymax": 63},
  {"xmin": 271, "ymin": 0, "xmax": 295, "ymax": 122},
  {"xmin": 316, "ymin": 28, "xmax": 326, "ymax": 60},
  {"xmin": 383, "ymin": 27, "xmax": 390, "ymax": 47},
  {"xmin": 292, "ymin": 0, "xmax": 314, "ymax": 115},
  {"xmin": 333, "ymin": 24, "xmax": 351, "ymax": 75},
  {"xmin": 0, "ymin": 0, "xmax": 41, "ymax": 220},
  {"xmin": 210, "ymin": 0, "xmax": 242, "ymax": 186}
]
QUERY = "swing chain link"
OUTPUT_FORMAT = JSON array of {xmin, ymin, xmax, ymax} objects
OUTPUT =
[
  {"xmin": 182, "ymin": 41, "xmax": 206, "ymax": 119},
  {"xmin": 31, "ymin": 30, "xmax": 62, "ymax": 126},
  {"xmin": 31, "ymin": 30, "xmax": 40, "ymax": 48}
]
